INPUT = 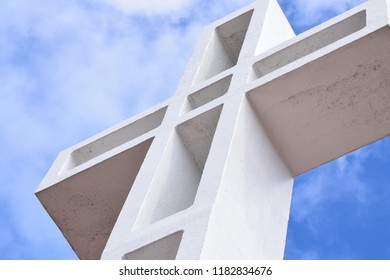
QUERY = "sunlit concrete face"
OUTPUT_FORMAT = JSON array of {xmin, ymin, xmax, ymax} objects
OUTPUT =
[{"xmin": 36, "ymin": 0, "xmax": 390, "ymax": 260}]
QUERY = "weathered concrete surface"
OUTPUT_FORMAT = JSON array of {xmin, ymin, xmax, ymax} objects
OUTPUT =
[
  {"xmin": 248, "ymin": 26, "xmax": 390, "ymax": 176},
  {"xmin": 36, "ymin": 0, "xmax": 390, "ymax": 260},
  {"xmin": 36, "ymin": 139, "xmax": 153, "ymax": 259}
]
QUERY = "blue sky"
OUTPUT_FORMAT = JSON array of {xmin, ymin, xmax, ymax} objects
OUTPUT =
[{"xmin": 1, "ymin": 0, "xmax": 389, "ymax": 260}]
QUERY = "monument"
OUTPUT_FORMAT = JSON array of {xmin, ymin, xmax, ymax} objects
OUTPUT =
[{"xmin": 36, "ymin": 0, "xmax": 390, "ymax": 259}]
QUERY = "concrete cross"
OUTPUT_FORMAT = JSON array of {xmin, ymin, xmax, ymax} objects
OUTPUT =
[{"xmin": 36, "ymin": 0, "xmax": 390, "ymax": 259}]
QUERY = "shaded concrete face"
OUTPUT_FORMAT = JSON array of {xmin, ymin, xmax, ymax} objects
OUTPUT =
[
  {"xmin": 36, "ymin": 0, "xmax": 390, "ymax": 260},
  {"xmin": 194, "ymin": 10, "xmax": 253, "ymax": 83},
  {"xmin": 251, "ymin": 10, "xmax": 367, "ymax": 79},
  {"xmin": 134, "ymin": 105, "xmax": 223, "ymax": 230},
  {"xmin": 248, "ymin": 26, "xmax": 390, "ymax": 176},
  {"xmin": 68, "ymin": 107, "xmax": 167, "ymax": 169},
  {"xmin": 37, "ymin": 139, "xmax": 153, "ymax": 259},
  {"xmin": 122, "ymin": 231, "xmax": 183, "ymax": 260}
]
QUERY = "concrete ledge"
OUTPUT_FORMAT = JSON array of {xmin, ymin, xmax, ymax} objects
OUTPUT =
[{"xmin": 248, "ymin": 26, "xmax": 390, "ymax": 175}]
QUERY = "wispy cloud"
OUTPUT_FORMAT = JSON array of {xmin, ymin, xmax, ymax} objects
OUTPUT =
[
  {"xmin": 287, "ymin": 136, "xmax": 390, "ymax": 259},
  {"xmin": 99, "ymin": 0, "xmax": 196, "ymax": 16},
  {"xmin": 290, "ymin": 144, "xmax": 376, "ymax": 228}
]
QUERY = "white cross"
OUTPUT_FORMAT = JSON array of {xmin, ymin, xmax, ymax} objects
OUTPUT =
[{"xmin": 36, "ymin": 0, "xmax": 390, "ymax": 259}]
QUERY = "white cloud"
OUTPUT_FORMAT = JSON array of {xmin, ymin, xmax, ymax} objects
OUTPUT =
[
  {"xmin": 100, "ymin": 0, "xmax": 196, "ymax": 16},
  {"xmin": 98, "ymin": 0, "xmax": 255, "ymax": 18},
  {"xmin": 290, "ymin": 139, "xmax": 385, "ymax": 237}
]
